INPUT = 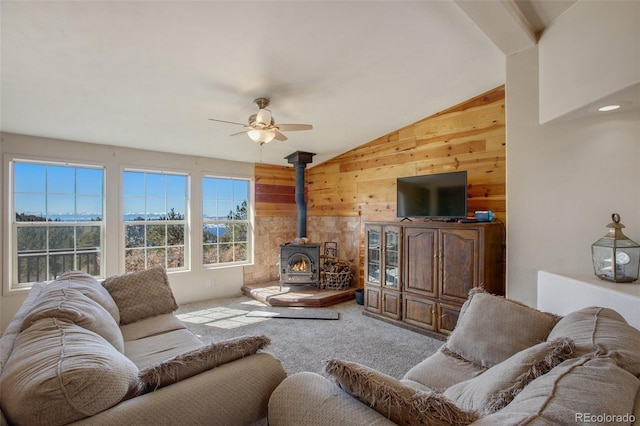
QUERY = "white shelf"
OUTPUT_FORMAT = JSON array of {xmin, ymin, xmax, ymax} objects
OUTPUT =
[{"xmin": 537, "ymin": 270, "xmax": 640, "ymax": 330}]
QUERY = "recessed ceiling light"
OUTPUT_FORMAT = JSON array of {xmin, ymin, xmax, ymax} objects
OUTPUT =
[{"xmin": 597, "ymin": 104, "xmax": 622, "ymax": 112}]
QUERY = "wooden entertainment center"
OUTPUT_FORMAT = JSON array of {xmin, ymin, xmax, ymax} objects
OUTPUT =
[{"xmin": 363, "ymin": 221, "xmax": 505, "ymax": 340}]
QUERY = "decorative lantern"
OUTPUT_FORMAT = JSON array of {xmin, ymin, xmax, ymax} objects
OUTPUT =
[{"xmin": 591, "ymin": 213, "xmax": 640, "ymax": 283}]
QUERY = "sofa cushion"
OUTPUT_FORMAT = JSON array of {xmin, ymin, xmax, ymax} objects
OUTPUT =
[
  {"xmin": 471, "ymin": 357, "xmax": 640, "ymax": 425},
  {"xmin": 102, "ymin": 265, "xmax": 178, "ymax": 325},
  {"xmin": 120, "ymin": 312, "xmax": 186, "ymax": 342},
  {"xmin": 0, "ymin": 318, "xmax": 139, "ymax": 426},
  {"xmin": 399, "ymin": 379, "xmax": 434, "ymax": 392},
  {"xmin": 49, "ymin": 270, "xmax": 121, "ymax": 323},
  {"xmin": 443, "ymin": 337, "xmax": 574, "ymax": 415},
  {"xmin": 446, "ymin": 290, "xmax": 559, "ymax": 368},
  {"xmin": 21, "ymin": 287, "xmax": 124, "ymax": 352},
  {"xmin": 269, "ymin": 372, "xmax": 397, "ymax": 426},
  {"xmin": 547, "ymin": 306, "xmax": 640, "ymax": 376},
  {"xmin": 324, "ymin": 359, "xmax": 479, "ymax": 426},
  {"xmin": 124, "ymin": 328, "xmax": 204, "ymax": 369},
  {"xmin": 137, "ymin": 335, "xmax": 271, "ymax": 393},
  {"xmin": 402, "ymin": 348, "xmax": 485, "ymax": 392}
]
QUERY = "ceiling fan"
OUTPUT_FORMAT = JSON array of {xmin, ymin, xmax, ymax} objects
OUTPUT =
[{"xmin": 209, "ymin": 98, "xmax": 313, "ymax": 145}]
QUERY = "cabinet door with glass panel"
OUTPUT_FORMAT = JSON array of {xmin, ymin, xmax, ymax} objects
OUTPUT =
[{"xmin": 364, "ymin": 224, "xmax": 402, "ymax": 289}]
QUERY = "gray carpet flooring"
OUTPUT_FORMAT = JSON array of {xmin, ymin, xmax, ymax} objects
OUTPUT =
[{"xmin": 176, "ymin": 295, "xmax": 444, "ymax": 379}]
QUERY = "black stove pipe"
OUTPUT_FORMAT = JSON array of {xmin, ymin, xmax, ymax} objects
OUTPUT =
[
  {"xmin": 285, "ymin": 151, "xmax": 315, "ymax": 238},
  {"xmin": 294, "ymin": 162, "xmax": 307, "ymax": 238}
]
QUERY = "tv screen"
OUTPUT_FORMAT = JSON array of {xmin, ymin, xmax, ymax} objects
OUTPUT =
[{"xmin": 396, "ymin": 171, "xmax": 467, "ymax": 218}]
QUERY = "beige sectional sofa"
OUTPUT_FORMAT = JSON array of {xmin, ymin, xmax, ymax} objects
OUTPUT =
[
  {"xmin": 0, "ymin": 267, "xmax": 286, "ymax": 426},
  {"xmin": 269, "ymin": 289, "xmax": 640, "ymax": 425}
]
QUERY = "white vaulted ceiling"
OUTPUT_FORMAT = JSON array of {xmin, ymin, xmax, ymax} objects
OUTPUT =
[{"xmin": 0, "ymin": 1, "xmax": 570, "ymax": 167}]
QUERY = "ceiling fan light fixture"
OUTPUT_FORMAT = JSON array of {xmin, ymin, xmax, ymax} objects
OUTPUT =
[
  {"xmin": 248, "ymin": 129, "xmax": 276, "ymax": 144},
  {"xmin": 255, "ymin": 108, "xmax": 272, "ymax": 127}
]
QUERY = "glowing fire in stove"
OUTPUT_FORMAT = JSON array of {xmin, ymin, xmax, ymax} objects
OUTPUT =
[{"xmin": 290, "ymin": 258, "xmax": 308, "ymax": 272}]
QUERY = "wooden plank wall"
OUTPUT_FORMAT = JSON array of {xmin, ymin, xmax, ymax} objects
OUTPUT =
[
  {"xmin": 254, "ymin": 163, "xmax": 298, "ymax": 217},
  {"xmin": 307, "ymin": 86, "xmax": 506, "ymax": 222},
  {"xmin": 253, "ymin": 86, "xmax": 506, "ymax": 286}
]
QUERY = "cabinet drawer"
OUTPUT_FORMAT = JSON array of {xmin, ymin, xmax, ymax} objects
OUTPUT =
[{"xmin": 402, "ymin": 294, "xmax": 436, "ymax": 330}]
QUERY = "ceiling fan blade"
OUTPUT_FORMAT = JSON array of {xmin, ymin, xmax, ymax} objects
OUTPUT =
[
  {"xmin": 276, "ymin": 124, "xmax": 313, "ymax": 132},
  {"xmin": 208, "ymin": 118, "xmax": 247, "ymax": 126},
  {"xmin": 273, "ymin": 130, "xmax": 288, "ymax": 141},
  {"xmin": 230, "ymin": 130, "xmax": 249, "ymax": 137}
]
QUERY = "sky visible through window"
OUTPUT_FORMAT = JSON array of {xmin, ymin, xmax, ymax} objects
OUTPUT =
[
  {"xmin": 123, "ymin": 171, "xmax": 186, "ymax": 221},
  {"xmin": 203, "ymin": 177, "xmax": 248, "ymax": 221},
  {"xmin": 14, "ymin": 162, "xmax": 103, "ymax": 221},
  {"xmin": 15, "ymin": 163, "xmax": 248, "ymax": 222}
]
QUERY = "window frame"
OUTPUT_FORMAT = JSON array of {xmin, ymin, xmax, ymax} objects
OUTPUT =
[
  {"xmin": 9, "ymin": 158, "xmax": 106, "ymax": 289},
  {"xmin": 202, "ymin": 175, "xmax": 252, "ymax": 268},
  {"xmin": 121, "ymin": 168, "xmax": 190, "ymax": 273}
]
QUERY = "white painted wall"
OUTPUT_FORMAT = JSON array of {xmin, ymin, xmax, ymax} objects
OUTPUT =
[
  {"xmin": 538, "ymin": 271, "xmax": 640, "ymax": 330},
  {"xmin": 539, "ymin": 1, "xmax": 640, "ymax": 123},
  {"xmin": 1, "ymin": 133, "xmax": 254, "ymax": 332},
  {"xmin": 506, "ymin": 46, "xmax": 640, "ymax": 307}
]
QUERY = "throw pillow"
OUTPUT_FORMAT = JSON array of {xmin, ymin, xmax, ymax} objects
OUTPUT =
[
  {"xmin": 324, "ymin": 359, "xmax": 479, "ymax": 426},
  {"xmin": 0, "ymin": 318, "xmax": 139, "ymax": 426},
  {"xmin": 446, "ymin": 290, "xmax": 560, "ymax": 368},
  {"xmin": 137, "ymin": 335, "xmax": 271, "ymax": 393},
  {"xmin": 21, "ymin": 287, "xmax": 124, "ymax": 352},
  {"xmin": 102, "ymin": 265, "xmax": 178, "ymax": 325},
  {"xmin": 443, "ymin": 337, "xmax": 574, "ymax": 415},
  {"xmin": 547, "ymin": 306, "xmax": 640, "ymax": 376}
]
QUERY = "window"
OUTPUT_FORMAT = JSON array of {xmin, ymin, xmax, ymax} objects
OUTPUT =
[
  {"xmin": 202, "ymin": 177, "xmax": 250, "ymax": 266},
  {"xmin": 123, "ymin": 171, "xmax": 188, "ymax": 272},
  {"xmin": 12, "ymin": 161, "xmax": 104, "ymax": 286}
]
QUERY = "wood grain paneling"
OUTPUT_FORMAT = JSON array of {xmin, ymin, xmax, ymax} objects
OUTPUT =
[
  {"xmin": 254, "ymin": 163, "xmax": 298, "ymax": 217},
  {"xmin": 308, "ymin": 86, "xmax": 506, "ymax": 223}
]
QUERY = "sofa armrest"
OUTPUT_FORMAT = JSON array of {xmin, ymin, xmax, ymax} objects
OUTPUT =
[
  {"xmin": 0, "ymin": 283, "xmax": 46, "ymax": 369},
  {"xmin": 268, "ymin": 372, "xmax": 396, "ymax": 426},
  {"xmin": 70, "ymin": 353, "xmax": 286, "ymax": 426}
]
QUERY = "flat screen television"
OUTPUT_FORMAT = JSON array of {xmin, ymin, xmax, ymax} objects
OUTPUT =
[{"xmin": 396, "ymin": 171, "xmax": 467, "ymax": 219}]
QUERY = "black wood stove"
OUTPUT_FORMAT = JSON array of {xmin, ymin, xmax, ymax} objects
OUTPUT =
[{"xmin": 279, "ymin": 242, "xmax": 320, "ymax": 289}]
